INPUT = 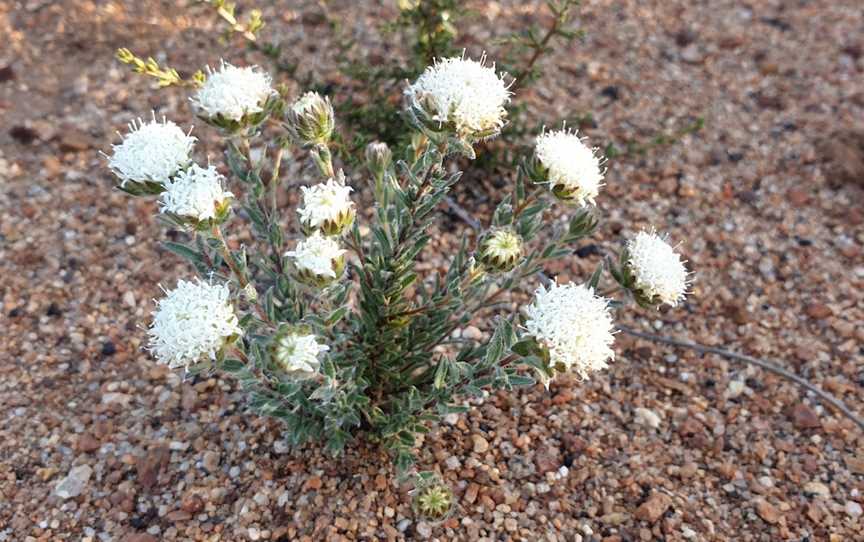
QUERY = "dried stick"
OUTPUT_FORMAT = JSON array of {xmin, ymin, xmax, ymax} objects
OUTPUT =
[
  {"xmin": 618, "ymin": 325, "xmax": 864, "ymax": 431},
  {"xmin": 443, "ymin": 194, "xmax": 864, "ymax": 431}
]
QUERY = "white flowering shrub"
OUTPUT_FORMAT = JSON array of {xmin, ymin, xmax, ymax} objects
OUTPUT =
[{"xmin": 108, "ymin": 52, "xmax": 691, "ymax": 472}]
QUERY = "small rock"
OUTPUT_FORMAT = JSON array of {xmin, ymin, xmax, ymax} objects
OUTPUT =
[
  {"xmin": 169, "ymin": 440, "xmax": 189, "ymax": 451},
  {"xmin": 181, "ymin": 494, "xmax": 204, "ymax": 514},
  {"xmin": 137, "ymin": 447, "xmax": 169, "ymax": 490},
  {"xmin": 304, "ymin": 476, "xmax": 322, "ymax": 490},
  {"xmin": 602, "ymin": 512, "xmax": 629, "ymax": 526},
  {"xmin": 535, "ymin": 450, "xmax": 561, "ymax": 474},
  {"xmin": 416, "ymin": 521, "xmax": 432, "ymax": 538},
  {"xmin": 76, "ymin": 432, "xmax": 102, "ymax": 453},
  {"xmin": 786, "ymin": 188, "xmax": 811, "ymax": 207},
  {"xmin": 59, "ymin": 129, "xmax": 93, "ymax": 152},
  {"xmin": 464, "ymin": 483, "xmax": 480, "ymax": 504},
  {"xmin": 248, "ymin": 527, "xmax": 261, "ymax": 541},
  {"xmin": 845, "ymin": 455, "xmax": 864, "ymax": 475},
  {"xmin": 727, "ymin": 379, "xmax": 746, "ymax": 398},
  {"xmin": 634, "ymin": 407, "xmax": 662, "ymax": 429},
  {"xmin": 0, "ymin": 65, "xmax": 14, "ymax": 82},
  {"xmin": 463, "ymin": 326, "xmax": 483, "ymax": 340},
  {"xmin": 165, "ymin": 510, "xmax": 191, "ymax": 522},
  {"xmin": 756, "ymin": 499, "xmax": 781, "ymax": 524},
  {"xmin": 802, "ymin": 481, "xmax": 831, "ymax": 498},
  {"xmin": 202, "ymin": 450, "xmax": 221, "ymax": 473},
  {"xmin": 37, "ymin": 467, "xmax": 58, "ymax": 482},
  {"xmin": 126, "ymin": 535, "xmax": 157, "ymax": 542},
  {"xmin": 101, "ymin": 392, "xmax": 132, "ymax": 406},
  {"xmin": 635, "ymin": 493, "xmax": 672, "ymax": 523},
  {"xmin": 101, "ymin": 341, "xmax": 117, "ymax": 356},
  {"xmin": 805, "ymin": 303, "xmax": 832, "ymax": 320},
  {"xmin": 845, "ymin": 501, "xmax": 863, "ymax": 518},
  {"xmin": 471, "ymin": 434, "xmax": 489, "ymax": 454},
  {"xmin": 790, "ymin": 404, "xmax": 821, "ymax": 429},
  {"xmin": 681, "ymin": 44, "xmax": 704, "ymax": 64},
  {"xmin": 54, "ymin": 464, "xmax": 93, "ymax": 499}
]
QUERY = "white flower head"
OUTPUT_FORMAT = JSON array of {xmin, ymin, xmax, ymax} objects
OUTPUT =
[
  {"xmin": 148, "ymin": 279, "xmax": 241, "ymax": 369},
  {"xmin": 160, "ymin": 163, "xmax": 233, "ymax": 221},
  {"xmin": 626, "ymin": 230, "xmax": 690, "ymax": 306},
  {"xmin": 406, "ymin": 53, "xmax": 511, "ymax": 139},
  {"xmin": 285, "ymin": 232, "xmax": 347, "ymax": 283},
  {"xmin": 524, "ymin": 281, "xmax": 615, "ymax": 381},
  {"xmin": 107, "ymin": 115, "xmax": 195, "ymax": 186},
  {"xmin": 273, "ymin": 329, "xmax": 329, "ymax": 376},
  {"xmin": 535, "ymin": 127, "xmax": 605, "ymax": 206},
  {"xmin": 192, "ymin": 61, "xmax": 274, "ymax": 121},
  {"xmin": 298, "ymin": 177, "xmax": 355, "ymax": 235}
]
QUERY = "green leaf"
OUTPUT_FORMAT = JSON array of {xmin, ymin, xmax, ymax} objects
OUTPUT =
[
  {"xmin": 433, "ymin": 359, "xmax": 448, "ymax": 390},
  {"xmin": 162, "ymin": 242, "xmax": 204, "ymax": 266},
  {"xmin": 587, "ymin": 264, "xmax": 603, "ymax": 290},
  {"xmin": 507, "ymin": 374, "xmax": 536, "ymax": 387}
]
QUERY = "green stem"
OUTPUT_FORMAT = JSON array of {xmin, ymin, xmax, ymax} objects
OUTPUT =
[
  {"xmin": 212, "ymin": 225, "xmax": 248, "ymax": 289},
  {"xmin": 312, "ymin": 144, "xmax": 335, "ymax": 179}
]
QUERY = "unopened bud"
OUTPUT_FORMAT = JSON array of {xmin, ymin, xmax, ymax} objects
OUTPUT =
[
  {"xmin": 365, "ymin": 141, "xmax": 392, "ymax": 178},
  {"xmin": 478, "ymin": 228, "xmax": 523, "ymax": 273},
  {"xmin": 287, "ymin": 91, "xmax": 335, "ymax": 146}
]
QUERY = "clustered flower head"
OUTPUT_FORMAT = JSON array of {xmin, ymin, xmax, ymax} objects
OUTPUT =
[
  {"xmin": 405, "ymin": 54, "xmax": 511, "ymax": 140},
  {"xmin": 148, "ymin": 279, "xmax": 240, "ymax": 369},
  {"xmin": 478, "ymin": 227, "xmax": 523, "ymax": 273},
  {"xmin": 626, "ymin": 230, "xmax": 690, "ymax": 306},
  {"xmin": 287, "ymin": 91, "xmax": 335, "ymax": 146},
  {"xmin": 524, "ymin": 281, "xmax": 615, "ymax": 381},
  {"xmin": 273, "ymin": 327, "xmax": 329, "ymax": 376},
  {"xmin": 285, "ymin": 231, "xmax": 347, "ymax": 287},
  {"xmin": 160, "ymin": 164, "xmax": 233, "ymax": 223},
  {"xmin": 108, "ymin": 116, "xmax": 195, "ymax": 187},
  {"xmin": 192, "ymin": 61, "xmax": 274, "ymax": 122},
  {"xmin": 534, "ymin": 127, "xmax": 605, "ymax": 206},
  {"xmin": 297, "ymin": 177, "xmax": 355, "ymax": 236}
]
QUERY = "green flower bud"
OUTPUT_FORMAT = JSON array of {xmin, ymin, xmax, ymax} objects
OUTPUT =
[
  {"xmin": 478, "ymin": 228, "xmax": 523, "ymax": 273},
  {"xmin": 365, "ymin": 141, "xmax": 392, "ymax": 178},
  {"xmin": 287, "ymin": 91, "xmax": 335, "ymax": 146}
]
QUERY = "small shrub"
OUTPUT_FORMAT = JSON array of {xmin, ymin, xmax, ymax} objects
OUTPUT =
[{"xmin": 108, "ymin": 43, "xmax": 691, "ymax": 474}]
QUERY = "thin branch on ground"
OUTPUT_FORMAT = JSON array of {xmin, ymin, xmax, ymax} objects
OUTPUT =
[
  {"xmin": 618, "ymin": 325, "xmax": 864, "ymax": 432},
  {"xmin": 443, "ymin": 194, "xmax": 864, "ymax": 432},
  {"xmin": 445, "ymin": 196, "xmax": 481, "ymax": 230}
]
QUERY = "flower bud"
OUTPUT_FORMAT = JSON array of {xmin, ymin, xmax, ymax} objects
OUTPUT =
[
  {"xmin": 412, "ymin": 477, "xmax": 454, "ymax": 520},
  {"xmin": 365, "ymin": 141, "xmax": 392, "ymax": 178},
  {"xmin": 284, "ymin": 232, "xmax": 347, "ymax": 288},
  {"xmin": 478, "ymin": 228, "xmax": 523, "ymax": 273},
  {"xmin": 287, "ymin": 91, "xmax": 335, "ymax": 147}
]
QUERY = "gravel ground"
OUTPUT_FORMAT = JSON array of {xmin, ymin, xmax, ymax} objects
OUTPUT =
[{"xmin": 1, "ymin": 1, "xmax": 863, "ymax": 540}]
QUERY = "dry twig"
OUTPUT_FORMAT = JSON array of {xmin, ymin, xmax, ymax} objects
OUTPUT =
[{"xmin": 443, "ymin": 195, "xmax": 864, "ymax": 432}]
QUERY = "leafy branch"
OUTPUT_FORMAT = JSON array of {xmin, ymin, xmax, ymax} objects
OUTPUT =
[{"xmin": 116, "ymin": 48, "xmax": 205, "ymax": 88}]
